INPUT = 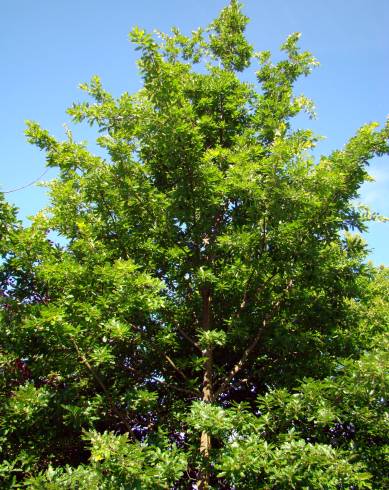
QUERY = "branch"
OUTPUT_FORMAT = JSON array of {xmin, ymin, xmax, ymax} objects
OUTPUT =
[
  {"xmin": 237, "ymin": 269, "xmax": 278, "ymax": 316},
  {"xmin": 213, "ymin": 279, "xmax": 293, "ymax": 401},
  {"xmin": 99, "ymin": 193, "xmax": 130, "ymax": 260},
  {"xmin": 176, "ymin": 324, "xmax": 202, "ymax": 352},
  {"xmin": 127, "ymin": 362, "xmax": 200, "ymax": 397},
  {"xmin": 164, "ymin": 353, "xmax": 190, "ymax": 382},
  {"xmin": 70, "ymin": 337, "xmax": 132, "ymax": 433},
  {"xmin": 163, "ymin": 354, "xmax": 202, "ymax": 396},
  {"xmin": 159, "ymin": 380, "xmax": 200, "ymax": 397}
]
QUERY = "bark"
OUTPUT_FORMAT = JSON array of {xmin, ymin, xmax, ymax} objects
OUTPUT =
[
  {"xmin": 200, "ymin": 346, "xmax": 213, "ymax": 456},
  {"xmin": 198, "ymin": 286, "xmax": 213, "ymax": 489}
]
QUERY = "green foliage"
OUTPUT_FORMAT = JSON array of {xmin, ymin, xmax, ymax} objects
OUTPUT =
[
  {"xmin": 183, "ymin": 342, "xmax": 388, "ymax": 488},
  {"xmin": 1, "ymin": 1, "xmax": 388, "ymax": 487},
  {"xmin": 256, "ymin": 338, "xmax": 389, "ymax": 488},
  {"xmin": 26, "ymin": 431, "xmax": 187, "ymax": 489},
  {"xmin": 217, "ymin": 436, "xmax": 372, "ymax": 489},
  {"xmin": 208, "ymin": 0, "xmax": 253, "ymax": 71}
]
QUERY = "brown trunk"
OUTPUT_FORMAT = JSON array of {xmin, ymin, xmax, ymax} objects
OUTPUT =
[
  {"xmin": 198, "ymin": 287, "xmax": 213, "ymax": 489},
  {"xmin": 200, "ymin": 346, "xmax": 213, "ymax": 456}
]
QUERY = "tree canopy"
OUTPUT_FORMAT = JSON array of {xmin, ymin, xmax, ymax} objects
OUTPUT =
[{"xmin": 1, "ymin": 1, "xmax": 388, "ymax": 488}]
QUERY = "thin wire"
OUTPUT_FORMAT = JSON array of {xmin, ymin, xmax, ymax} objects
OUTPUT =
[{"xmin": 2, "ymin": 168, "xmax": 50, "ymax": 194}]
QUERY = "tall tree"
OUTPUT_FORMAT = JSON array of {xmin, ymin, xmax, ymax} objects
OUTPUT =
[{"xmin": 1, "ymin": 1, "xmax": 388, "ymax": 488}]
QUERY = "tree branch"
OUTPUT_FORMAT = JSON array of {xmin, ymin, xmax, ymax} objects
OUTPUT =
[
  {"xmin": 176, "ymin": 324, "xmax": 202, "ymax": 352},
  {"xmin": 213, "ymin": 279, "xmax": 293, "ymax": 401},
  {"xmin": 70, "ymin": 337, "xmax": 132, "ymax": 433},
  {"xmin": 237, "ymin": 269, "xmax": 278, "ymax": 317},
  {"xmin": 164, "ymin": 353, "xmax": 190, "ymax": 383},
  {"xmin": 159, "ymin": 380, "xmax": 200, "ymax": 397}
]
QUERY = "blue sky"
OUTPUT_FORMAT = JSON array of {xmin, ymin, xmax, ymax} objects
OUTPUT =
[{"xmin": 1, "ymin": 0, "xmax": 388, "ymax": 264}]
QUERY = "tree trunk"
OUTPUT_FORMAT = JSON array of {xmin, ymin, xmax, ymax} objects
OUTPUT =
[
  {"xmin": 200, "ymin": 347, "xmax": 213, "ymax": 456},
  {"xmin": 198, "ymin": 287, "xmax": 213, "ymax": 489}
]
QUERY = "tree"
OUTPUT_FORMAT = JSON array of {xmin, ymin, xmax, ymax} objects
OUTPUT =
[{"xmin": 1, "ymin": 1, "xmax": 388, "ymax": 488}]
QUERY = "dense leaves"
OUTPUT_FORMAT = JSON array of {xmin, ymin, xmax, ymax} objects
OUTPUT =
[{"xmin": 1, "ymin": 1, "xmax": 388, "ymax": 488}]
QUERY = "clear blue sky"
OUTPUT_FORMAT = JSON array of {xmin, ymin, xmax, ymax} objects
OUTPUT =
[{"xmin": 1, "ymin": 0, "xmax": 388, "ymax": 264}]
